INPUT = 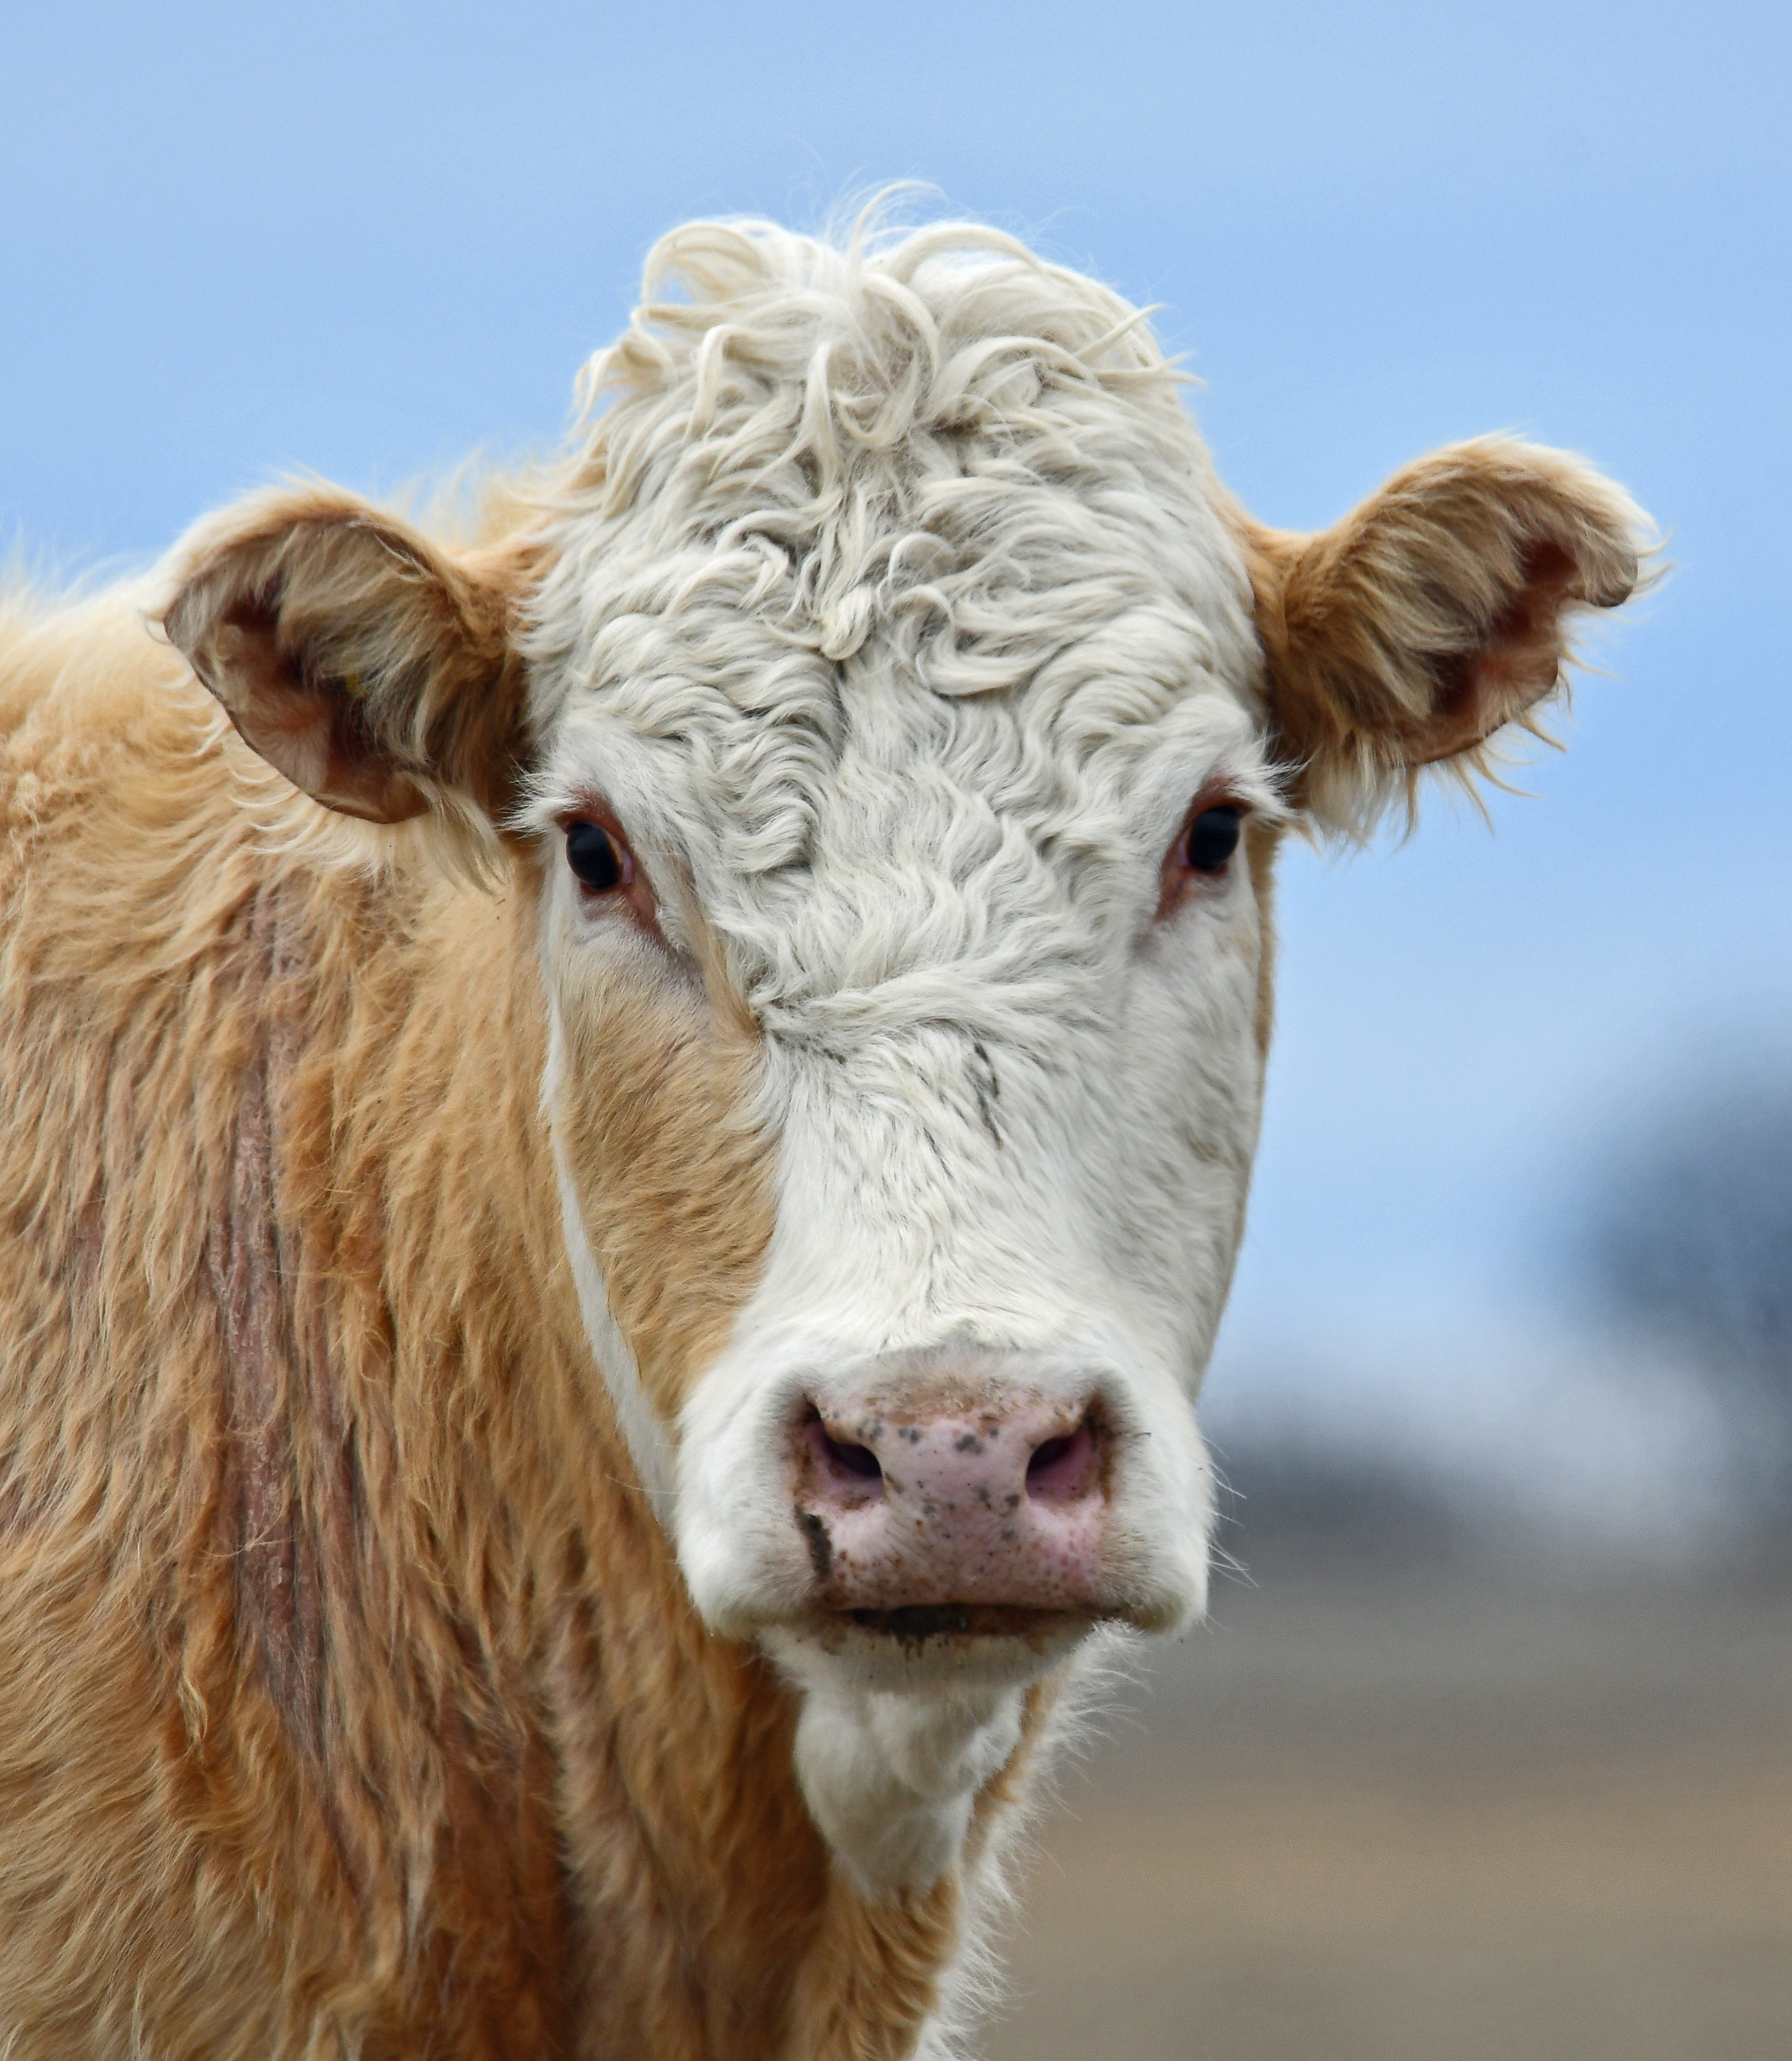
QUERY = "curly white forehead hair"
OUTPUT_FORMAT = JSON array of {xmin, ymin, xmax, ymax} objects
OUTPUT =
[{"xmin": 522, "ymin": 208, "xmax": 1278, "ymax": 1033}]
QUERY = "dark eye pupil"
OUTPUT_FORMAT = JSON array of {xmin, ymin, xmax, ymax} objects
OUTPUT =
[
  {"xmin": 1184, "ymin": 806, "xmax": 1241, "ymax": 874},
  {"xmin": 566, "ymin": 819, "xmax": 623, "ymax": 892}
]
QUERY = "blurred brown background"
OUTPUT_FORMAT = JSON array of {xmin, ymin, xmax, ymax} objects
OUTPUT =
[{"xmin": 989, "ymin": 1554, "xmax": 1790, "ymax": 2061}]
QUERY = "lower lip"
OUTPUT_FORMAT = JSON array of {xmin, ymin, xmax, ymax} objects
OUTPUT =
[{"xmin": 837, "ymin": 1604, "xmax": 1090, "ymax": 1644}]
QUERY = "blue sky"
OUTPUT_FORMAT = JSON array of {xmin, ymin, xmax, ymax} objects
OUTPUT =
[{"xmin": 7, "ymin": 1, "xmax": 1789, "ymax": 1523}]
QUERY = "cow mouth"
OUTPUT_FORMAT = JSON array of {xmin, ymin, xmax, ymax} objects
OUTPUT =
[
  {"xmin": 837, "ymin": 1602, "xmax": 1087, "ymax": 1645},
  {"xmin": 761, "ymin": 1600, "xmax": 1105, "ymax": 1686}
]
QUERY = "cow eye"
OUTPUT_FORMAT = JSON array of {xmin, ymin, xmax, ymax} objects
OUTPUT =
[
  {"xmin": 565, "ymin": 819, "xmax": 632, "ymax": 894},
  {"xmin": 1182, "ymin": 806, "xmax": 1241, "ymax": 875}
]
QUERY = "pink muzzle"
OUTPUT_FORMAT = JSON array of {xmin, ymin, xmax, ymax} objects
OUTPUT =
[{"xmin": 792, "ymin": 1390, "xmax": 1112, "ymax": 1620}]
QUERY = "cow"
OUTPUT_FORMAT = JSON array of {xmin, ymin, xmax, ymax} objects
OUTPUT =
[{"xmin": 0, "ymin": 214, "xmax": 1648, "ymax": 2059}]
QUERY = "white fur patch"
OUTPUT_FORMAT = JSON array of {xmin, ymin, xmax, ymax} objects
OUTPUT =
[
  {"xmin": 771, "ymin": 1631, "xmax": 1029, "ymax": 1896},
  {"xmin": 516, "ymin": 216, "xmax": 1282, "ymax": 1910}
]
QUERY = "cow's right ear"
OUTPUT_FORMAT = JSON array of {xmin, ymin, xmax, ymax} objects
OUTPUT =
[
  {"xmin": 1235, "ymin": 438, "xmax": 1655, "ymax": 833},
  {"xmin": 158, "ymin": 486, "xmax": 532, "ymax": 837}
]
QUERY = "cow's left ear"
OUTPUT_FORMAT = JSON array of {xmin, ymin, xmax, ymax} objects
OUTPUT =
[
  {"xmin": 1237, "ymin": 438, "xmax": 1655, "ymax": 832},
  {"xmin": 159, "ymin": 486, "xmax": 532, "ymax": 840}
]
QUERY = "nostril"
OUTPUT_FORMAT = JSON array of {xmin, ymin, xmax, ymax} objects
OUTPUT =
[
  {"xmin": 827, "ymin": 1433, "xmax": 882, "ymax": 1481},
  {"xmin": 804, "ymin": 1417, "xmax": 883, "ymax": 1490},
  {"xmin": 1025, "ymin": 1419, "xmax": 1099, "ymax": 1503}
]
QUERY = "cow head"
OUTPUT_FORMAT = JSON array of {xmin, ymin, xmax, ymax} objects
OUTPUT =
[{"xmin": 162, "ymin": 218, "xmax": 1648, "ymax": 1888}]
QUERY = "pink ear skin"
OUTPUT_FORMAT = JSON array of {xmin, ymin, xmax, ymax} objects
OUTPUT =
[
  {"xmin": 159, "ymin": 487, "xmax": 533, "ymax": 836},
  {"xmin": 204, "ymin": 597, "xmax": 432, "ymax": 824},
  {"xmin": 1234, "ymin": 437, "xmax": 1655, "ymax": 832}
]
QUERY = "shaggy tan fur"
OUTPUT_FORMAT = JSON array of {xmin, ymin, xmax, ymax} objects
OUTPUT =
[
  {"xmin": 550, "ymin": 920, "xmax": 776, "ymax": 1423},
  {"xmin": 0, "ymin": 592, "xmax": 1039, "ymax": 2059}
]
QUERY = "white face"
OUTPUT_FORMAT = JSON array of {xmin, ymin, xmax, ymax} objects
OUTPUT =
[{"xmin": 518, "ymin": 229, "xmax": 1285, "ymax": 1705}]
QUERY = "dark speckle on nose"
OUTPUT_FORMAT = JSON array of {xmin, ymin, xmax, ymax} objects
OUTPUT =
[
  {"xmin": 954, "ymin": 1431, "xmax": 984, "ymax": 1453},
  {"xmin": 795, "ymin": 1507, "xmax": 832, "ymax": 1583}
]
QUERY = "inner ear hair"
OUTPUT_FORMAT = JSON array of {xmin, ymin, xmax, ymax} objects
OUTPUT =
[
  {"xmin": 159, "ymin": 486, "xmax": 532, "ymax": 844},
  {"xmin": 1238, "ymin": 437, "xmax": 1656, "ymax": 834}
]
